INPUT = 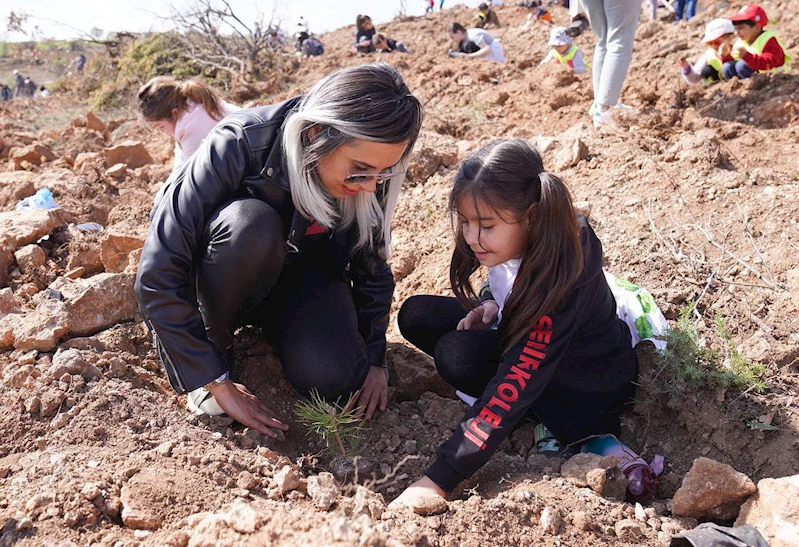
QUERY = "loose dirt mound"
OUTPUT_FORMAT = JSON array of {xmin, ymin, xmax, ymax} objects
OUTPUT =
[{"xmin": 1, "ymin": 2, "xmax": 799, "ymax": 545}]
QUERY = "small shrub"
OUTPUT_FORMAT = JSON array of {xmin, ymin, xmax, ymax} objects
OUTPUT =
[{"xmin": 656, "ymin": 303, "xmax": 769, "ymax": 394}]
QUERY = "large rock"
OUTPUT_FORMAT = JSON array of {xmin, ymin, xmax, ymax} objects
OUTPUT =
[
  {"xmin": 735, "ymin": 475, "xmax": 799, "ymax": 547},
  {"xmin": 0, "ymin": 288, "xmax": 16, "ymax": 317},
  {"xmin": 0, "ymin": 171, "xmax": 36, "ymax": 209},
  {"xmin": 74, "ymin": 152, "xmax": 105, "ymax": 174},
  {"xmin": 0, "ymin": 208, "xmax": 68, "ymax": 251},
  {"xmin": 100, "ymin": 228, "xmax": 146, "ymax": 273},
  {"xmin": 86, "ymin": 112, "xmax": 110, "ymax": 140},
  {"xmin": 102, "ymin": 140, "xmax": 153, "ymax": 169},
  {"xmin": 50, "ymin": 272, "xmax": 138, "ymax": 336},
  {"xmin": 10, "ymin": 144, "xmax": 56, "ymax": 168},
  {"xmin": 14, "ymin": 244, "xmax": 46, "ymax": 274},
  {"xmin": 307, "ymin": 472, "xmax": 340, "ymax": 511},
  {"xmin": 0, "ymin": 299, "xmax": 72, "ymax": 352},
  {"xmin": 672, "ymin": 457, "xmax": 757, "ymax": 521}
]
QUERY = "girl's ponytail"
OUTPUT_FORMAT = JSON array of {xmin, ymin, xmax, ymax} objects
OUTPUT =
[
  {"xmin": 179, "ymin": 79, "xmax": 223, "ymax": 121},
  {"xmin": 501, "ymin": 170, "xmax": 582, "ymax": 350}
]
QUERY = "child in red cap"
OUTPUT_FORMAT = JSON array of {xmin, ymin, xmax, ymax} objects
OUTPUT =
[{"xmin": 722, "ymin": 4, "xmax": 792, "ymax": 79}]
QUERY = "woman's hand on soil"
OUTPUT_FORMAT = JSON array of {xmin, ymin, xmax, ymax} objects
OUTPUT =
[
  {"xmin": 677, "ymin": 57, "xmax": 689, "ymax": 70},
  {"xmin": 457, "ymin": 301, "xmax": 499, "ymax": 330},
  {"xmin": 354, "ymin": 366, "xmax": 388, "ymax": 421},
  {"xmin": 388, "ymin": 476, "xmax": 447, "ymax": 509},
  {"xmin": 209, "ymin": 381, "xmax": 289, "ymax": 438}
]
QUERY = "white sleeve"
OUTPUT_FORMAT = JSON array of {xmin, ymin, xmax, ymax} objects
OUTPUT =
[
  {"xmin": 683, "ymin": 53, "xmax": 707, "ymax": 85},
  {"xmin": 540, "ymin": 50, "xmax": 555, "ymax": 65}
]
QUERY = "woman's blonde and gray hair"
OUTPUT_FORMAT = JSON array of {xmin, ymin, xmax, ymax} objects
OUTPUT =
[{"xmin": 282, "ymin": 63, "xmax": 423, "ymax": 253}]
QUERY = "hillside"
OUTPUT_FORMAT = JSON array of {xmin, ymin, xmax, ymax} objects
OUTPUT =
[{"xmin": 0, "ymin": 2, "xmax": 798, "ymax": 546}]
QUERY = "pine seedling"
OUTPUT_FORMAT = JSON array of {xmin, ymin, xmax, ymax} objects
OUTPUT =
[{"xmin": 295, "ymin": 389, "xmax": 364, "ymax": 456}]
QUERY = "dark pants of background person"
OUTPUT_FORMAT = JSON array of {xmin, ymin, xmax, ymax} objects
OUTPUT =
[
  {"xmin": 674, "ymin": 0, "xmax": 697, "ymax": 21},
  {"xmin": 195, "ymin": 197, "xmax": 371, "ymax": 400},
  {"xmin": 398, "ymin": 295, "xmax": 633, "ymax": 445},
  {"xmin": 701, "ymin": 64, "xmax": 722, "ymax": 82},
  {"xmin": 722, "ymin": 59, "xmax": 756, "ymax": 80}
]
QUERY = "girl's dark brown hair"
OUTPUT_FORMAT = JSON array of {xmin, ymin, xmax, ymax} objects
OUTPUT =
[
  {"xmin": 450, "ymin": 138, "xmax": 583, "ymax": 351},
  {"xmin": 138, "ymin": 76, "xmax": 222, "ymax": 121},
  {"xmin": 356, "ymin": 14, "xmax": 372, "ymax": 30}
]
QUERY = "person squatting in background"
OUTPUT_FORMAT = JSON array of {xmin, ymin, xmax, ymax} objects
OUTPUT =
[
  {"xmin": 476, "ymin": 3, "xmax": 502, "ymax": 29},
  {"xmin": 447, "ymin": 22, "xmax": 506, "ymax": 63},
  {"xmin": 722, "ymin": 3, "xmax": 791, "ymax": 80},
  {"xmin": 136, "ymin": 63, "xmax": 423, "ymax": 436},
  {"xmin": 373, "ymin": 34, "xmax": 410, "ymax": 53},
  {"xmin": 391, "ymin": 138, "xmax": 640, "ymax": 505},
  {"xmin": 678, "ymin": 18, "xmax": 735, "ymax": 84},
  {"xmin": 354, "ymin": 14, "xmax": 377, "ymax": 55},
  {"xmin": 138, "ymin": 76, "xmax": 241, "ymax": 173},
  {"xmin": 581, "ymin": 0, "xmax": 640, "ymax": 126},
  {"xmin": 1, "ymin": 85, "xmax": 11, "ymax": 101},
  {"xmin": 540, "ymin": 26, "xmax": 589, "ymax": 73}
]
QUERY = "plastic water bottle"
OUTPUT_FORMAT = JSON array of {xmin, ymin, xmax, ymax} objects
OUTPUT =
[{"xmin": 16, "ymin": 188, "xmax": 57, "ymax": 211}]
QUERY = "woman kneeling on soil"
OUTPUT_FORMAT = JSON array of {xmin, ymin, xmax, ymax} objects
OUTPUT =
[
  {"xmin": 138, "ymin": 76, "xmax": 241, "ymax": 173},
  {"xmin": 392, "ymin": 138, "xmax": 638, "ymax": 505},
  {"xmin": 135, "ymin": 63, "xmax": 423, "ymax": 437}
]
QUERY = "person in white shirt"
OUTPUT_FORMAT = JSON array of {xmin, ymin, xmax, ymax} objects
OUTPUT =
[
  {"xmin": 447, "ymin": 22, "xmax": 505, "ymax": 63},
  {"xmin": 138, "ymin": 76, "xmax": 241, "ymax": 172}
]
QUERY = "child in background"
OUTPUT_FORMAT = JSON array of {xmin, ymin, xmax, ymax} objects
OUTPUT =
[
  {"xmin": 373, "ymin": 34, "xmax": 410, "ymax": 53},
  {"xmin": 391, "ymin": 138, "xmax": 641, "ymax": 507},
  {"xmin": 723, "ymin": 4, "xmax": 791, "ymax": 79},
  {"xmin": 540, "ymin": 27, "xmax": 588, "ymax": 73},
  {"xmin": 354, "ymin": 14, "xmax": 377, "ymax": 55},
  {"xmin": 427, "ymin": 0, "xmax": 435, "ymax": 14},
  {"xmin": 476, "ymin": 3, "xmax": 501, "ymax": 29},
  {"xmin": 678, "ymin": 19, "xmax": 735, "ymax": 84},
  {"xmin": 447, "ymin": 22, "xmax": 505, "ymax": 63},
  {"xmin": 138, "ymin": 76, "xmax": 240, "ymax": 173}
]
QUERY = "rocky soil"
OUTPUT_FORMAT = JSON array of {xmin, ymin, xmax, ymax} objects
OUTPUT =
[{"xmin": 1, "ymin": 1, "xmax": 798, "ymax": 546}]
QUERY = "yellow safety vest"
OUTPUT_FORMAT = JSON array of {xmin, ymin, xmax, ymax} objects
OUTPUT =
[
  {"xmin": 554, "ymin": 44, "xmax": 578, "ymax": 65},
  {"xmin": 704, "ymin": 48, "xmax": 725, "ymax": 82},
  {"xmin": 731, "ymin": 30, "xmax": 792, "ymax": 72}
]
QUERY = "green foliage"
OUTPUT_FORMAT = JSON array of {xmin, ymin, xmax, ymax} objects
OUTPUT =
[
  {"xmin": 656, "ymin": 303, "xmax": 769, "ymax": 394},
  {"xmin": 116, "ymin": 32, "xmax": 207, "ymax": 82},
  {"xmin": 295, "ymin": 390, "xmax": 364, "ymax": 456}
]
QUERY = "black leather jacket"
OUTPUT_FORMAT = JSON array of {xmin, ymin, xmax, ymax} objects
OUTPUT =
[{"xmin": 135, "ymin": 98, "xmax": 396, "ymax": 394}]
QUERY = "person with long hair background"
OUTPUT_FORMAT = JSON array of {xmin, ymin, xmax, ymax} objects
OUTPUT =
[
  {"xmin": 138, "ymin": 76, "xmax": 241, "ymax": 172},
  {"xmin": 391, "ymin": 138, "xmax": 639, "ymax": 505}
]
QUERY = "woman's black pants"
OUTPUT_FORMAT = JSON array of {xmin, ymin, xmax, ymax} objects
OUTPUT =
[{"xmin": 196, "ymin": 198, "xmax": 370, "ymax": 400}]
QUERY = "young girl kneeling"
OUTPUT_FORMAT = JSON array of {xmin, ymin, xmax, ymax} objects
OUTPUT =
[{"xmin": 393, "ymin": 138, "xmax": 639, "ymax": 503}]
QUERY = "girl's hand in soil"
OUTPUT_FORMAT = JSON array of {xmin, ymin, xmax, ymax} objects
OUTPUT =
[
  {"xmin": 209, "ymin": 381, "xmax": 289, "ymax": 438},
  {"xmin": 354, "ymin": 366, "xmax": 388, "ymax": 421},
  {"xmin": 388, "ymin": 476, "xmax": 447, "ymax": 509},
  {"xmin": 677, "ymin": 57, "xmax": 690, "ymax": 71},
  {"xmin": 457, "ymin": 301, "xmax": 499, "ymax": 330}
]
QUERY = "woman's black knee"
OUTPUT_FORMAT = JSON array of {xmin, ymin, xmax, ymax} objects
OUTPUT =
[
  {"xmin": 207, "ymin": 199, "xmax": 285, "ymax": 264},
  {"xmin": 282, "ymin": 342, "xmax": 369, "ymax": 400}
]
